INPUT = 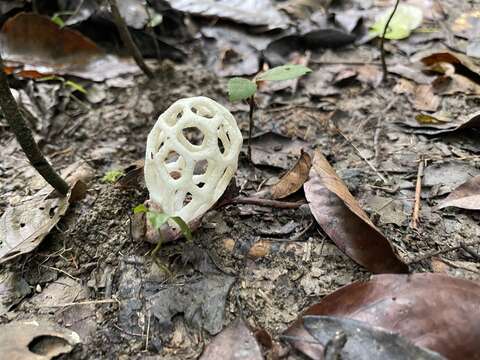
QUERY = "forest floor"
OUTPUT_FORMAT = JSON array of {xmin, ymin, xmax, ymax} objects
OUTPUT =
[{"xmin": 1, "ymin": 0, "xmax": 480, "ymax": 359}]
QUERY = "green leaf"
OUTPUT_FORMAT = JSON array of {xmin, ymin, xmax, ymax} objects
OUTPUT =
[
  {"xmin": 51, "ymin": 14, "xmax": 65, "ymax": 27},
  {"xmin": 102, "ymin": 169, "xmax": 124, "ymax": 183},
  {"xmin": 227, "ymin": 78, "xmax": 257, "ymax": 102},
  {"xmin": 65, "ymin": 80, "xmax": 87, "ymax": 94},
  {"xmin": 370, "ymin": 4, "xmax": 423, "ymax": 40},
  {"xmin": 256, "ymin": 64, "xmax": 312, "ymax": 82},
  {"xmin": 133, "ymin": 204, "xmax": 148, "ymax": 214},
  {"xmin": 147, "ymin": 212, "xmax": 171, "ymax": 230},
  {"xmin": 169, "ymin": 216, "xmax": 193, "ymax": 241}
]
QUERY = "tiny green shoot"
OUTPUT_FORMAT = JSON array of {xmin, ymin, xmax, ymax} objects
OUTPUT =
[
  {"xmin": 227, "ymin": 64, "xmax": 311, "ymax": 160},
  {"xmin": 102, "ymin": 169, "xmax": 124, "ymax": 183}
]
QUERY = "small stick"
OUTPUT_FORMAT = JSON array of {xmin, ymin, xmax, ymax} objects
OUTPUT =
[
  {"xmin": 408, "ymin": 240, "xmax": 480, "ymax": 264},
  {"xmin": 335, "ymin": 126, "xmax": 388, "ymax": 184},
  {"xmin": 107, "ymin": 0, "xmax": 154, "ymax": 79},
  {"xmin": 233, "ymin": 196, "xmax": 305, "ymax": 209},
  {"xmin": 247, "ymin": 96, "xmax": 255, "ymax": 161},
  {"xmin": 0, "ymin": 54, "xmax": 69, "ymax": 195},
  {"xmin": 411, "ymin": 156, "xmax": 424, "ymax": 229},
  {"xmin": 38, "ymin": 299, "xmax": 118, "ymax": 308},
  {"xmin": 380, "ymin": 0, "xmax": 401, "ymax": 82}
]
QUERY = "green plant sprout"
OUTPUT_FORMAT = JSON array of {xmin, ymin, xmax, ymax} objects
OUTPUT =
[
  {"xmin": 227, "ymin": 64, "xmax": 311, "ymax": 160},
  {"xmin": 133, "ymin": 204, "xmax": 192, "ymax": 272},
  {"xmin": 51, "ymin": 11, "xmax": 75, "ymax": 28},
  {"xmin": 102, "ymin": 169, "xmax": 124, "ymax": 183}
]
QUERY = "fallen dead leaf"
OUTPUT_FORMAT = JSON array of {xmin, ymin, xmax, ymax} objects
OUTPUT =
[
  {"xmin": 0, "ymin": 161, "xmax": 93, "ymax": 264},
  {"xmin": 199, "ymin": 319, "xmax": 263, "ymax": 360},
  {"xmin": 302, "ymin": 316, "xmax": 445, "ymax": 360},
  {"xmin": 1, "ymin": 12, "xmax": 139, "ymax": 81},
  {"xmin": 270, "ymin": 151, "xmax": 312, "ymax": 199},
  {"xmin": 303, "ymin": 150, "xmax": 408, "ymax": 273},
  {"xmin": 285, "ymin": 273, "xmax": 480, "ymax": 359},
  {"xmin": 397, "ymin": 110, "xmax": 480, "ymax": 135},
  {"xmin": 413, "ymin": 84, "xmax": 440, "ymax": 112},
  {"xmin": 0, "ymin": 319, "xmax": 81, "ymax": 359},
  {"xmin": 436, "ymin": 175, "xmax": 480, "ymax": 210}
]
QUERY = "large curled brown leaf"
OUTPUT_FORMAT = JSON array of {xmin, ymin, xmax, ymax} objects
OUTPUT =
[
  {"xmin": 397, "ymin": 110, "xmax": 480, "ymax": 135},
  {"xmin": 270, "ymin": 150, "xmax": 312, "ymax": 199},
  {"xmin": 437, "ymin": 175, "xmax": 480, "ymax": 210},
  {"xmin": 285, "ymin": 273, "xmax": 480, "ymax": 360},
  {"xmin": 303, "ymin": 150, "xmax": 407, "ymax": 273},
  {"xmin": 0, "ymin": 12, "xmax": 139, "ymax": 81}
]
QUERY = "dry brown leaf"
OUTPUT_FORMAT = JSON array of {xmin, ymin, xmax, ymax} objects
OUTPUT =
[
  {"xmin": 285, "ymin": 273, "xmax": 480, "ymax": 359},
  {"xmin": 270, "ymin": 151, "xmax": 312, "ymax": 199},
  {"xmin": 0, "ymin": 162, "xmax": 93, "ymax": 264},
  {"xmin": 413, "ymin": 84, "xmax": 441, "ymax": 111},
  {"xmin": 397, "ymin": 110, "xmax": 480, "ymax": 135},
  {"xmin": 1, "ymin": 12, "xmax": 139, "ymax": 81},
  {"xmin": 0, "ymin": 319, "xmax": 81, "ymax": 359},
  {"xmin": 304, "ymin": 150, "xmax": 408, "ymax": 273},
  {"xmin": 436, "ymin": 175, "xmax": 480, "ymax": 210},
  {"xmin": 200, "ymin": 319, "xmax": 263, "ymax": 360}
]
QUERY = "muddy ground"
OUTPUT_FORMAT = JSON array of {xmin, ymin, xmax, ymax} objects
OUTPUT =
[{"xmin": 1, "ymin": 1, "xmax": 480, "ymax": 359}]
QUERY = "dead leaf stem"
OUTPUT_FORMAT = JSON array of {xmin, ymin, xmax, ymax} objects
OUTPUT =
[
  {"xmin": 380, "ymin": 0, "xmax": 401, "ymax": 82},
  {"xmin": 108, "ymin": 0, "xmax": 154, "ymax": 79},
  {"xmin": 411, "ymin": 156, "xmax": 425, "ymax": 229},
  {"xmin": 0, "ymin": 53, "xmax": 69, "ymax": 195}
]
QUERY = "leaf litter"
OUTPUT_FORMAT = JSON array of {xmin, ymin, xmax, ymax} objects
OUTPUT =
[{"xmin": 2, "ymin": 0, "xmax": 480, "ymax": 359}]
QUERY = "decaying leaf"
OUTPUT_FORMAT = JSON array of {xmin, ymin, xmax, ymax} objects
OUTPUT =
[
  {"xmin": 199, "ymin": 319, "xmax": 263, "ymax": 360},
  {"xmin": 0, "ymin": 162, "xmax": 94, "ymax": 264},
  {"xmin": 148, "ymin": 273, "xmax": 235, "ymax": 335},
  {"xmin": 1, "ymin": 12, "xmax": 139, "ymax": 81},
  {"xmin": 303, "ymin": 150, "xmax": 408, "ymax": 273},
  {"xmin": 0, "ymin": 271, "xmax": 30, "ymax": 315},
  {"xmin": 417, "ymin": 50, "xmax": 480, "ymax": 82},
  {"xmin": 452, "ymin": 10, "xmax": 480, "ymax": 40},
  {"xmin": 370, "ymin": 4, "xmax": 423, "ymax": 40},
  {"xmin": 270, "ymin": 151, "xmax": 312, "ymax": 199},
  {"xmin": 285, "ymin": 273, "xmax": 480, "ymax": 359},
  {"xmin": 302, "ymin": 316, "xmax": 445, "ymax": 360},
  {"xmin": 164, "ymin": 0, "xmax": 289, "ymax": 30},
  {"xmin": 397, "ymin": 110, "xmax": 480, "ymax": 135},
  {"xmin": 0, "ymin": 319, "xmax": 81, "ymax": 359},
  {"xmin": 250, "ymin": 132, "xmax": 309, "ymax": 170},
  {"xmin": 436, "ymin": 175, "xmax": 480, "ymax": 210}
]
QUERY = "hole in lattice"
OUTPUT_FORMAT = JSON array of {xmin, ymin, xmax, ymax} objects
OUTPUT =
[
  {"xmin": 155, "ymin": 141, "xmax": 164, "ymax": 154},
  {"xmin": 194, "ymin": 160, "xmax": 208, "ymax": 175},
  {"xmin": 196, "ymin": 182, "xmax": 205, "ymax": 188},
  {"xmin": 176, "ymin": 110, "xmax": 183, "ymax": 120},
  {"xmin": 191, "ymin": 105, "xmax": 214, "ymax": 118},
  {"xmin": 218, "ymin": 138, "xmax": 225, "ymax": 154},
  {"xmin": 182, "ymin": 127, "xmax": 204, "ymax": 146},
  {"xmin": 165, "ymin": 151, "xmax": 179, "ymax": 164},
  {"xmin": 169, "ymin": 171, "xmax": 182, "ymax": 180},
  {"xmin": 183, "ymin": 192, "xmax": 193, "ymax": 206}
]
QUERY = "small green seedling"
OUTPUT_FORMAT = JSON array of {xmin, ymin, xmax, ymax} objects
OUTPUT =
[
  {"xmin": 133, "ymin": 204, "xmax": 192, "ymax": 272},
  {"xmin": 102, "ymin": 169, "xmax": 124, "ymax": 183},
  {"xmin": 227, "ymin": 64, "xmax": 312, "ymax": 160},
  {"xmin": 51, "ymin": 11, "xmax": 75, "ymax": 28}
]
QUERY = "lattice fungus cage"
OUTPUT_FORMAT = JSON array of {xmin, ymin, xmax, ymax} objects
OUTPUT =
[{"xmin": 144, "ymin": 96, "xmax": 243, "ymax": 223}]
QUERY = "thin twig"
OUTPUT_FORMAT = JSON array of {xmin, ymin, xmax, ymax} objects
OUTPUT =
[
  {"xmin": 381, "ymin": 0, "xmax": 401, "ymax": 82},
  {"xmin": 247, "ymin": 96, "xmax": 255, "ymax": 161},
  {"xmin": 460, "ymin": 242, "xmax": 480, "ymax": 261},
  {"xmin": 107, "ymin": 0, "xmax": 154, "ymax": 78},
  {"xmin": 0, "ymin": 54, "xmax": 69, "ymax": 195},
  {"xmin": 334, "ymin": 126, "xmax": 388, "ymax": 184},
  {"xmin": 233, "ymin": 196, "xmax": 305, "ymax": 209},
  {"xmin": 411, "ymin": 156, "xmax": 425, "ymax": 229},
  {"xmin": 408, "ymin": 240, "xmax": 480, "ymax": 264},
  {"xmin": 38, "ymin": 299, "xmax": 118, "ymax": 308}
]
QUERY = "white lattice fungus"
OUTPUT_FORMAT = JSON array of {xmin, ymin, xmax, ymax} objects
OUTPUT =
[{"xmin": 145, "ymin": 96, "xmax": 242, "ymax": 223}]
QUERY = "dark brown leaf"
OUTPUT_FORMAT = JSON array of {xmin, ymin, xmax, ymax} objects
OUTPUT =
[
  {"xmin": 437, "ymin": 175, "xmax": 480, "ymax": 210},
  {"xmin": 303, "ymin": 150, "xmax": 408, "ymax": 273},
  {"xmin": 285, "ymin": 273, "xmax": 480, "ymax": 360},
  {"xmin": 397, "ymin": 110, "xmax": 480, "ymax": 135},
  {"xmin": 200, "ymin": 319, "xmax": 263, "ymax": 360},
  {"xmin": 270, "ymin": 151, "xmax": 312, "ymax": 199},
  {"xmin": 302, "ymin": 316, "xmax": 445, "ymax": 360},
  {"xmin": 1, "ymin": 12, "xmax": 139, "ymax": 81}
]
